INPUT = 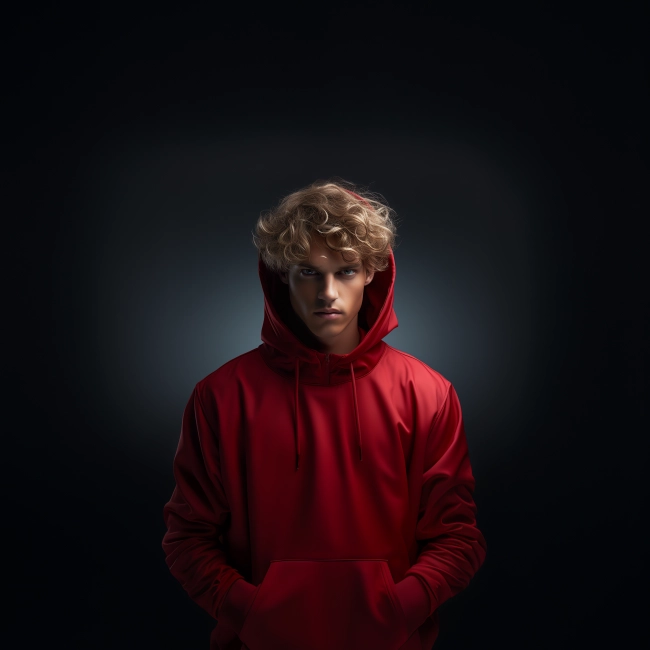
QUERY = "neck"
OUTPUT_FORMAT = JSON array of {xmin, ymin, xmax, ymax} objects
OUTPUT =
[{"xmin": 316, "ymin": 316, "xmax": 360, "ymax": 355}]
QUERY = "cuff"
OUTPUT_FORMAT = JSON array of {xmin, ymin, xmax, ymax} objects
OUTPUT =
[
  {"xmin": 217, "ymin": 578, "xmax": 258, "ymax": 634},
  {"xmin": 394, "ymin": 575, "xmax": 432, "ymax": 637}
]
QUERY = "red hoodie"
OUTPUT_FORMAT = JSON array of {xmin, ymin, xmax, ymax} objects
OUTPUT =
[{"xmin": 162, "ymin": 245, "xmax": 487, "ymax": 650}]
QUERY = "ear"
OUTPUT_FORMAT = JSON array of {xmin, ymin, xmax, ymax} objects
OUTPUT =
[
  {"xmin": 279, "ymin": 270, "xmax": 289, "ymax": 284},
  {"xmin": 364, "ymin": 269, "xmax": 375, "ymax": 285}
]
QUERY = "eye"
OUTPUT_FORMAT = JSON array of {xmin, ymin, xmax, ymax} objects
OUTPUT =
[{"xmin": 298, "ymin": 268, "xmax": 359, "ymax": 277}]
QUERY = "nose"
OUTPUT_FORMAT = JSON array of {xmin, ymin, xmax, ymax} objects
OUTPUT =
[{"xmin": 318, "ymin": 273, "xmax": 339, "ymax": 303}]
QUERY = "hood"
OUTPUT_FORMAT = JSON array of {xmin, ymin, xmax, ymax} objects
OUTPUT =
[{"xmin": 258, "ymin": 241, "xmax": 398, "ymax": 471}]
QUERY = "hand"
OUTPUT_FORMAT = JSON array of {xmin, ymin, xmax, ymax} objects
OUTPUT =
[
  {"xmin": 393, "ymin": 575, "xmax": 431, "ymax": 638},
  {"xmin": 219, "ymin": 579, "xmax": 259, "ymax": 635}
]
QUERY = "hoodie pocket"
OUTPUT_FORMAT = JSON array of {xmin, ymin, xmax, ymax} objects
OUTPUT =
[{"xmin": 238, "ymin": 558, "xmax": 410, "ymax": 650}]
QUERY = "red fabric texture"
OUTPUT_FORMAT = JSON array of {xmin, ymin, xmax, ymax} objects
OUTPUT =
[{"xmin": 162, "ymin": 240, "xmax": 487, "ymax": 650}]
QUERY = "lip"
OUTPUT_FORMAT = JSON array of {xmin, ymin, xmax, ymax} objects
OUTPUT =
[{"xmin": 315, "ymin": 311, "xmax": 342, "ymax": 319}]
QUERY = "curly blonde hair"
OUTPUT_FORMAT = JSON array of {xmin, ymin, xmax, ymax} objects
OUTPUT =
[{"xmin": 252, "ymin": 178, "xmax": 399, "ymax": 275}]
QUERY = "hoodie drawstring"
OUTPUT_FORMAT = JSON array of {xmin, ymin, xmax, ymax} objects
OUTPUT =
[
  {"xmin": 294, "ymin": 358, "xmax": 363, "ymax": 471},
  {"xmin": 294, "ymin": 357, "xmax": 301, "ymax": 470},
  {"xmin": 350, "ymin": 362, "xmax": 363, "ymax": 462}
]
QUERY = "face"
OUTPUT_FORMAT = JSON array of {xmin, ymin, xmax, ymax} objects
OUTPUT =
[{"xmin": 279, "ymin": 236, "xmax": 374, "ymax": 353}]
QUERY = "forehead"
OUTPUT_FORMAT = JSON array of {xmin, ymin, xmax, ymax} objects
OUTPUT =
[{"xmin": 301, "ymin": 238, "xmax": 361, "ymax": 266}]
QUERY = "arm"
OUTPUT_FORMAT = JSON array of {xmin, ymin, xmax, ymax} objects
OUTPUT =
[
  {"xmin": 162, "ymin": 385, "xmax": 257, "ymax": 631},
  {"xmin": 395, "ymin": 382, "xmax": 488, "ymax": 633}
]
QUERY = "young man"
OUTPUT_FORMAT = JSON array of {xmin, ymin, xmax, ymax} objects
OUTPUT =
[{"xmin": 162, "ymin": 180, "xmax": 487, "ymax": 650}]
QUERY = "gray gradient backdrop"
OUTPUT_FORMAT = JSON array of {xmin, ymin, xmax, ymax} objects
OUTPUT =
[{"xmin": 9, "ymin": 4, "xmax": 646, "ymax": 649}]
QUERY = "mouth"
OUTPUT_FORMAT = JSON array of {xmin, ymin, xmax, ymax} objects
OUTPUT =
[{"xmin": 315, "ymin": 310, "xmax": 342, "ymax": 319}]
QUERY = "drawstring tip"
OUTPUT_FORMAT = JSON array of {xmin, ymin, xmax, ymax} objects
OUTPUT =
[
  {"xmin": 358, "ymin": 446, "xmax": 363, "ymax": 461},
  {"xmin": 295, "ymin": 454, "xmax": 300, "ymax": 471}
]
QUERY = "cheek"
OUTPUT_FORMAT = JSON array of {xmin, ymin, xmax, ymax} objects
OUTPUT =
[
  {"xmin": 344, "ymin": 285, "xmax": 365, "ymax": 315},
  {"xmin": 290, "ymin": 283, "xmax": 313, "ymax": 309}
]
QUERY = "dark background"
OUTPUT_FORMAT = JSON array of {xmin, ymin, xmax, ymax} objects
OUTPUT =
[{"xmin": 9, "ymin": 3, "xmax": 647, "ymax": 649}]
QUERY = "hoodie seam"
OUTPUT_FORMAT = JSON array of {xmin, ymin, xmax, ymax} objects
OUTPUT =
[
  {"xmin": 194, "ymin": 383, "xmax": 219, "ymax": 440},
  {"xmin": 426, "ymin": 382, "xmax": 452, "ymax": 437}
]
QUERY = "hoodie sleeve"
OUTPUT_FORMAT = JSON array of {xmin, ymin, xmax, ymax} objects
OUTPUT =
[
  {"xmin": 162, "ymin": 384, "xmax": 254, "ymax": 623},
  {"xmin": 401, "ymin": 382, "xmax": 487, "ymax": 619}
]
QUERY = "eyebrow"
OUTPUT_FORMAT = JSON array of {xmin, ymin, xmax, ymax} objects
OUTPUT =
[{"xmin": 298, "ymin": 261, "xmax": 362, "ymax": 271}]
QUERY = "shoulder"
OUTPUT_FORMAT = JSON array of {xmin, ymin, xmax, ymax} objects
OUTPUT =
[
  {"xmin": 382, "ymin": 343, "xmax": 452, "ymax": 402},
  {"xmin": 195, "ymin": 348, "xmax": 261, "ymax": 399}
]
